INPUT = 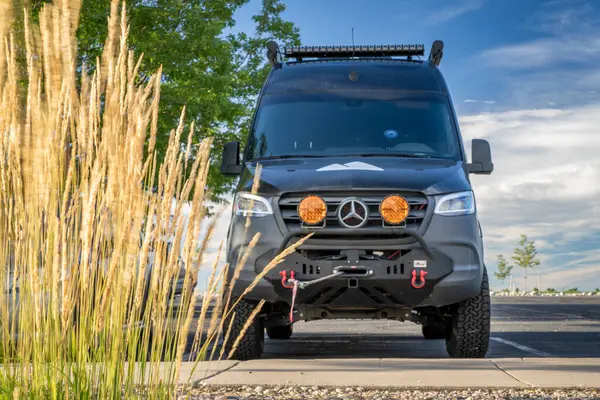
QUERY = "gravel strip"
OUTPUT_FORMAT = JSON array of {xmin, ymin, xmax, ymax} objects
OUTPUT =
[{"xmin": 176, "ymin": 385, "xmax": 600, "ymax": 399}]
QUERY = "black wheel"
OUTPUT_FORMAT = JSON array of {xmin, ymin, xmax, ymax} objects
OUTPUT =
[
  {"xmin": 422, "ymin": 321, "xmax": 446, "ymax": 340},
  {"xmin": 223, "ymin": 299, "xmax": 265, "ymax": 361},
  {"xmin": 445, "ymin": 267, "xmax": 491, "ymax": 358},
  {"xmin": 267, "ymin": 324, "xmax": 293, "ymax": 340}
]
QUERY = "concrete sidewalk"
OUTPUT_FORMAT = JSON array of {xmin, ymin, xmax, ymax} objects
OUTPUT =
[{"xmin": 184, "ymin": 358, "xmax": 600, "ymax": 388}]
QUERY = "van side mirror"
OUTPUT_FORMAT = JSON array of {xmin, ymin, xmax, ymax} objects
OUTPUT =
[
  {"xmin": 467, "ymin": 139, "xmax": 493, "ymax": 174},
  {"xmin": 220, "ymin": 141, "xmax": 243, "ymax": 176}
]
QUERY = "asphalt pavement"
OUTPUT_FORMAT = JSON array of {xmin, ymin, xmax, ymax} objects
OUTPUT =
[
  {"xmin": 258, "ymin": 296, "xmax": 600, "ymax": 359},
  {"xmin": 184, "ymin": 296, "xmax": 600, "ymax": 388}
]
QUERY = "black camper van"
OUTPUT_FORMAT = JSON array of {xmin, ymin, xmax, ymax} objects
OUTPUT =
[{"xmin": 220, "ymin": 41, "xmax": 494, "ymax": 360}]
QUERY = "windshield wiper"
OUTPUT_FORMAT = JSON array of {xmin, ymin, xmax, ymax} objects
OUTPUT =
[
  {"xmin": 343, "ymin": 153, "xmax": 434, "ymax": 159},
  {"xmin": 248, "ymin": 155, "xmax": 329, "ymax": 161}
]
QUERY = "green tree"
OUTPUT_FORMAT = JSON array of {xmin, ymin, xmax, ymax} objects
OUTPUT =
[
  {"xmin": 493, "ymin": 254, "xmax": 513, "ymax": 286},
  {"xmin": 19, "ymin": 0, "xmax": 301, "ymax": 201},
  {"xmin": 511, "ymin": 234, "xmax": 540, "ymax": 292}
]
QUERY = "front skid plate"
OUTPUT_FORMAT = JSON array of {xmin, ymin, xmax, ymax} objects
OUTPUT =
[{"xmin": 256, "ymin": 248, "xmax": 453, "ymax": 307}]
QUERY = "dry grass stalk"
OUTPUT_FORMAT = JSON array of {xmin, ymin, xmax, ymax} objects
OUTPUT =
[
  {"xmin": 190, "ymin": 240, "xmax": 223, "ymax": 357},
  {"xmin": 1, "ymin": 0, "xmax": 312, "ymax": 397},
  {"xmin": 0, "ymin": 0, "xmax": 234, "ymax": 397}
]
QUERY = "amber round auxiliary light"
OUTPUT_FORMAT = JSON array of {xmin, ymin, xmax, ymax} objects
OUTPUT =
[
  {"xmin": 298, "ymin": 195, "xmax": 327, "ymax": 225},
  {"xmin": 380, "ymin": 195, "xmax": 410, "ymax": 225}
]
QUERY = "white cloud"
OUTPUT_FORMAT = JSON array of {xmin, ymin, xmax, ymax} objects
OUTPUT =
[
  {"xmin": 470, "ymin": 2, "xmax": 600, "ymax": 113},
  {"xmin": 425, "ymin": 0, "xmax": 486, "ymax": 25},
  {"xmin": 531, "ymin": 261, "xmax": 600, "ymax": 292},
  {"xmin": 480, "ymin": 1, "xmax": 600, "ymax": 70},
  {"xmin": 461, "ymin": 104, "xmax": 600, "ymax": 290},
  {"xmin": 464, "ymin": 99, "xmax": 496, "ymax": 105},
  {"xmin": 480, "ymin": 36, "xmax": 600, "ymax": 69},
  {"xmin": 501, "ymin": 68, "xmax": 600, "ymax": 109},
  {"xmin": 525, "ymin": 0, "xmax": 600, "ymax": 37}
]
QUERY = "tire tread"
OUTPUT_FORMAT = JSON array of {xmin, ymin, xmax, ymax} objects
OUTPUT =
[
  {"xmin": 445, "ymin": 268, "xmax": 491, "ymax": 358},
  {"xmin": 224, "ymin": 299, "xmax": 264, "ymax": 360}
]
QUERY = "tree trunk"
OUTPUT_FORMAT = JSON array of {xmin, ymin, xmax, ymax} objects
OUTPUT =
[{"xmin": 524, "ymin": 268, "xmax": 528, "ymax": 292}]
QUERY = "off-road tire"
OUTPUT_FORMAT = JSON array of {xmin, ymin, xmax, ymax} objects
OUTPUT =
[
  {"xmin": 266, "ymin": 324, "xmax": 293, "ymax": 340},
  {"xmin": 422, "ymin": 321, "xmax": 446, "ymax": 340},
  {"xmin": 445, "ymin": 267, "xmax": 491, "ymax": 358},
  {"xmin": 223, "ymin": 299, "xmax": 264, "ymax": 361}
]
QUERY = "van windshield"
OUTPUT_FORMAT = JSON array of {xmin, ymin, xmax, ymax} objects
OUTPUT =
[{"xmin": 246, "ymin": 91, "xmax": 461, "ymax": 161}]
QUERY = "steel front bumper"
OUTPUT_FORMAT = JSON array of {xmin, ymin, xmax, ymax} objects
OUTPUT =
[{"xmin": 226, "ymin": 214, "xmax": 485, "ymax": 308}]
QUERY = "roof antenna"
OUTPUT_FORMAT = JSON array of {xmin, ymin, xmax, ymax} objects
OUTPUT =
[{"xmin": 352, "ymin": 27, "xmax": 355, "ymax": 58}]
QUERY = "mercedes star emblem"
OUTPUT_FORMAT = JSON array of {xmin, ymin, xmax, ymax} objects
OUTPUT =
[{"xmin": 338, "ymin": 198, "xmax": 369, "ymax": 228}]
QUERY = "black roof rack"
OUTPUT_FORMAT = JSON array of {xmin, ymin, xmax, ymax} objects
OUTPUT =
[{"xmin": 266, "ymin": 40, "xmax": 444, "ymax": 67}]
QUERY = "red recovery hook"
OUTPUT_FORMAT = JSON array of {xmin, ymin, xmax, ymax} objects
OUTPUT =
[
  {"xmin": 280, "ymin": 270, "xmax": 296, "ymax": 289},
  {"xmin": 411, "ymin": 270, "xmax": 428, "ymax": 289},
  {"xmin": 279, "ymin": 269, "xmax": 345, "ymax": 323},
  {"xmin": 279, "ymin": 270, "xmax": 298, "ymax": 322}
]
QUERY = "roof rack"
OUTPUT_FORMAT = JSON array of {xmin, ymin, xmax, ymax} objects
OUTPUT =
[{"xmin": 266, "ymin": 40, "xmax": 444, "ymax": 67}]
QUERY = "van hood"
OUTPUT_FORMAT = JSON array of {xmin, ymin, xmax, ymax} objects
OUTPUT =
[{"xmin": 238, "ymin": 157, "xmax": 471, "ymax": 195}]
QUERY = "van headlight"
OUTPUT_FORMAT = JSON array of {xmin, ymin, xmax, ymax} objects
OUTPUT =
[
  {"xmin": 434, "ymin": 191, "xmax": 475, "ymax": 216},
  {"xmin": 234, "ymin": 192, "xmax": 273, "ymax": 217}
]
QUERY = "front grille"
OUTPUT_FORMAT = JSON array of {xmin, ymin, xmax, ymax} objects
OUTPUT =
[{"xmin": 278, "ymin": 191, "xmax": 428, "ymax": 232}]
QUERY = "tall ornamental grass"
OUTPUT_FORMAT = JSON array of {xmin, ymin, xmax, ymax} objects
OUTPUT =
[{"xmin": 0, "ymin": 0, "xmax": 307, "ymax": 398}]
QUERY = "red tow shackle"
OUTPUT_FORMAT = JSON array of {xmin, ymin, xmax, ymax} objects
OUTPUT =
[
  {"xmin": 411, "ymin": 270, "xmax": 428, "ymax": 289},
  {"xmin": 280, "ymin": 270, "xmax": 296, "ymax": 289}
]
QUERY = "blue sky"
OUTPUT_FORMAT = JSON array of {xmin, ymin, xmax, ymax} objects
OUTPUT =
[
  {"xmin": 233, "ymin": 0, "xmax": 600, "ymax": 112},
  {"xmin": 197, "ymin": 0, "xmax": 600, "ymax": 292}
]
